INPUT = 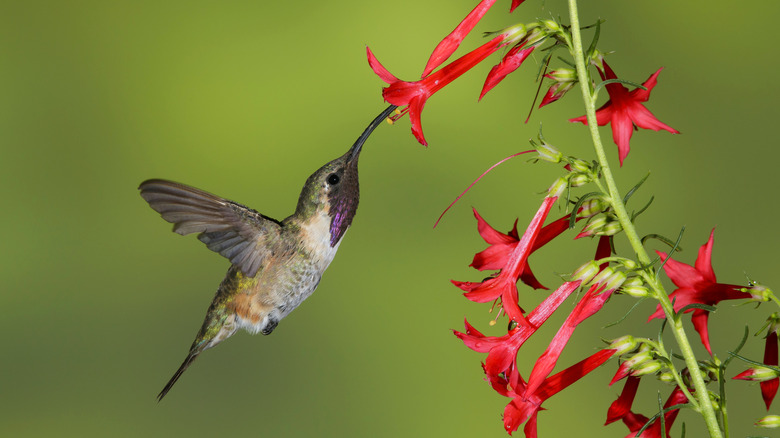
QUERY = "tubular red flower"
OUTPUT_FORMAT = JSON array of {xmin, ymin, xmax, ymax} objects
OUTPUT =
[
  {"xmin": 469, "ymin": 208, "xmax": 584, "ymax": 290},
  {"xmin": 454, "ymin": 281, "xmax": 581, "ymax": 385},
  {"xmin": 452, "ymin": 196, "xmax": 558, "ymax": 325},
  {"xmin": 605, "ymin": 376, "xmax": 641, "ymax": 425},
  {"xmin": 762, "ymin": 329, "xmax": 779, "ymax": 409},
  {"xmin": 503, "ymin": 349, "xmax": 616, "ymax": 435},
  {"xmin": 569, "ymin": 61, "xmax": 679, "ymax": 166},
  {"xmin": 368, "ymin": 36, "xmax": 505, "ymax": 145},
  {"xmin": 647, "ymin": 229, "xmax": 751, "ymax": 355},
  {"xmin": 525, "ymin": 283, "xmax": 614, "ymax": 396}
]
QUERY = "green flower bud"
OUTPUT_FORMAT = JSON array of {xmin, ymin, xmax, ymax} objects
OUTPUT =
[
  {"xmin": 546, "ymin": 68, "xmax": 577, "ymax": 82},
  {"xmin": 569, "ymin": 158, "xmax": 591, "ymax": 173},
  {"xmin": 536, "ymin": 142, "xmax": 563, "ymax": 163},
  {"xmin": 541, "ymin": 19, "xmax": 561, "ymax": 33},
  {"xmin": 571, "ymin": 260, "xmax": 600, "ymax": 284},
  {"xmin": 598, "ymin": 220, "xmax": 622, "ymax": 236},
  {"xmin": 608, "ymin": 335, "xmax": 638, "ymax": 356},
  {"xmin": 756, "ymin": 415, "xmax": 780, "ymax": 428},
  {"xmin": 630, "ymin": 360, "xmax": 663, "ymax": 377},
  {"xmin": 578, "ymin": 197, "xmax": 608, "ymax": 218},
  {"xmin": 568, "ymin": 173, "xmax": 590, "ymax": 188}
]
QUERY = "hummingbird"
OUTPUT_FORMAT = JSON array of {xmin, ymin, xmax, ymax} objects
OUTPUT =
[{"xmin": 139, "ymin": 104, "xmax": 397, "ymax": 401}]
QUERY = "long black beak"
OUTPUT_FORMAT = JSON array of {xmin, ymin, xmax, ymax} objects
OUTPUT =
[{"xmin": 347, "ymin": 104, "xmax": 398, "ymax": 162}]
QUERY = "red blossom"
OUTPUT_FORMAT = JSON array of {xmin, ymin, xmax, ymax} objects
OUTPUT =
[
  {"xmin": 733, "ymin": 315, "xmax": 780, "ymax": 410},
  {"xmin": 503, "ymin": 349, "xmax": 616, "ymax": 435},
  {"xmin": 525, "ymin": 283, "xmax": 615, "ymax": 396},
  {"xmin": 454, "ymin": 281, "xmax": 581, "ymax": 386},
  {"xmin": 648, "ymin": 229, "xmax": 751, "ymax": 355},
  {"xmin": 468, "ymin": 208, "xmax": 584, "ymax": 290},
  {"xmin": 368, "ymin": 36, "xmax": 505, "ymax": 145},
  {"xmin": 569, "ymin": 61, "xmax": 679, "ymax": 166},
  {"xmin": 605, "ymin": 380, "xmax": 689, "ymax": 438},
  {"xmin": 452, "ymin": 196, "xmax": 558, "ymax": 326},
  {"xmin": 605, "ymin": 376, "xmax": 641, "ymax": 425},
  {"xmin": 763, "ymin": 326, "xmax": 780, "ymax": 409}
]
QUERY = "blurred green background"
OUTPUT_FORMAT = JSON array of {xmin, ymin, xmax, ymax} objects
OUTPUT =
[{"xmin": 1, "ymin": 0, "xmax": 778, "ymax": 436}]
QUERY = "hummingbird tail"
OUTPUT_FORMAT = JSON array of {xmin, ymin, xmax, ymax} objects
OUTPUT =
[{"xmin": 157, "ymin": 351, "xmax": 200, "ymax": 402}]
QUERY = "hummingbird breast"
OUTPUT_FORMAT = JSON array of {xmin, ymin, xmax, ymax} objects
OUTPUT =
[{"xmin": 231, "ymin": 210, "xmax": 344, "ymax": 335}]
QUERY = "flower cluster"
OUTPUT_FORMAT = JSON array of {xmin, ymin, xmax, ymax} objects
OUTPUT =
[
  {"xmin": 366, "ymin": 0, "xmax": 775, "ymax": 436},
  {"xmin": 452, "ymin": 193, "xmax": 619, "ymax": 435}
]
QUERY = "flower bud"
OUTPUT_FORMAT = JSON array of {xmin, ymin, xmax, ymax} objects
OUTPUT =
[
  {"xmin": 502, "ymin": 23, "xmax": 528, "ymax": 45},
  {"xmin": 578, "ymin": 198, "xmax": 608, "ymax": 218},
  {"xmin": 630, "ymin": 360, "xmax": 663, "ymax": 377},
  {"xmin": 603, "ymin": 270, "xmax": 627, "ymax": 291},
  {"xmin": 571, "ymin": 260, "xmax": 600, "ymax": 284},
  {"xmin": 733, "ymin": 366, "xmax": 780, "ymax": 382},
  {"xmin": 756, "ymin": 415, "xmax": 780, "ymax": 428},
  {"xmin": 541, "ymin": 19, "xmax": 561, "ymax": 33},
  {"xmin": 569, "ymin": 158, "xmax": 591, "ymax": 173},
  {"xmin": 657, "ymin": 371, "xmax": 677, "ymax": 383},
  {"xmin": 598, "ymin": 220, "xmax": 622, "ymax": 236},
  {"xmin": 608, "ymin": 335, "xmax": 638, "ymax": 356},
  {"xmin": 545, "ymin": 68, "xmax": 577, "ymax": 83},
  {"xmin": 536, "ymin": 142, "xmax": 563, "ymax": 163},
  {"xmin": 578, "ymin": 216, "xmax": 608, "ymax": 238},
  {"xmin": 623, "ymin": 350, "xmax": 654, "ymax": 369},
  {"xmin": 619, "ymin": 276, "xmax": 649, "ymax": 298},
  {"xmin": 568, "ymin": 173, "xmax": 590, "ymax": 188}
]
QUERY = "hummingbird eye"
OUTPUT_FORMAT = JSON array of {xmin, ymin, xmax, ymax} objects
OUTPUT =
[{"xmin": 327, "ymin": 174, "xmax": 340, "ymax": 185}]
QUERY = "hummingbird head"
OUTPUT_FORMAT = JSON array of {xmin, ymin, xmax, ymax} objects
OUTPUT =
[{"xmin": 294, "ymin": 105, "xmax": 397, "ymax": 246}]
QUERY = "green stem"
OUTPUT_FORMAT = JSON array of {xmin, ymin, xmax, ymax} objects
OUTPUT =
[{"xmin": 565, "ymin": 2, "xmax": 723, "ymax": 437}]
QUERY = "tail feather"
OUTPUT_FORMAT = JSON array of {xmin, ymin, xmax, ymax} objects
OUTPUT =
[{"xmin": 157, "ymin": 352, "xmax": 200, "ymax": 401}]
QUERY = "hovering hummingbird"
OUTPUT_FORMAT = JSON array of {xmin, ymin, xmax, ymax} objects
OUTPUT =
[{"xmin": 140, "ymin": 105, "xmax": 397, "ymax": 401}]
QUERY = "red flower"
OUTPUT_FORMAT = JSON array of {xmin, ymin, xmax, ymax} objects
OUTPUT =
[
  {"xmin": 454, "ymin": 281, "xmax": 581, "ymax": 387},
  {"xmin": 605, "ymin": 378, "xmax": 688, "ymax": 438},
  {"xmin": 452, "ymin": 196, "xmax": 558, "ymax": 326},
  {"xmin": 733, "ymin": 314, "xmax": 780, "ymax": 410},
  {"xmin": 503, "ymin": 349, "xmax": 616, "ymax": 436},
  {"xmin": 569, "ymin": 61, "xmax": 679, "ymax": 166},
  {"xmin": 763, "ymin": 321, "xmax": 780, "ymax": 409},
  {"xmin": 468, "ymin": 208, "xmax": 584, "ymax": 290},
  {"xmin": 368, "ymin": 37, "xmax": 505, "ymax": 146},
  {"xmin": 648, "ymin": 229, "xmax": 751, "ymax": 355}
]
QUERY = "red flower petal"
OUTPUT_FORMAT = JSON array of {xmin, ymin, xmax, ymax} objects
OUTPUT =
[
  {"xmin": 480, "ymin": 44, "xmax": 535, "ymax": 100},
  {"xmin": 421, "ymin": 0, "xmax": 497, "ymax": 77}
]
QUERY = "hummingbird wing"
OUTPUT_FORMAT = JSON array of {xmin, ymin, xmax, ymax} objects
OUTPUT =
[{"xmin": 139, "ymin": 179, "xmax": 282, "ymax": 277}]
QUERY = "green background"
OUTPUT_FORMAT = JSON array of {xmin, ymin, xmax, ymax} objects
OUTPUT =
[{"xmin": 2, "ymin": 0, "xmax": 778, "ymax": 436}]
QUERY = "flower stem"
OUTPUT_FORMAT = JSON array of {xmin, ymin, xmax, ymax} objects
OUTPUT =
[{"xmin": 565, "ymin": 2, "xmax": 723, "ymax": 437}]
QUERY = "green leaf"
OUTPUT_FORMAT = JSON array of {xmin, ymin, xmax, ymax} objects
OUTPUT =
[
  {"xmin": 728, "ymin": 352, "xmax": 780, "ymax": 373},
  {"xmin": 640, "ymin": 233, "xmax": 684, "ymax": 253},
  {"xmin": 586, "ymin": 19, "xmax": 601, "ymax": 58},
  {"xmin": 631, "ymin": 196, "xmax": 655, "ymax": 221},
  {"xmin": 623, "ymin": 172, "xmax": 651, "ymax": 205}
]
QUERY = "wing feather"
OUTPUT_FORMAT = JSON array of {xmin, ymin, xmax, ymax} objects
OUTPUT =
[{"xmin": 139, "ymin": 179, "xmax": 282, "ymax": 277}]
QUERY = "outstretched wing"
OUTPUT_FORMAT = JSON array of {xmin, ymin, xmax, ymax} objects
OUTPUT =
[{"xmin": 139, "ymin": 179, "xmax": 282, "ymax": 277}]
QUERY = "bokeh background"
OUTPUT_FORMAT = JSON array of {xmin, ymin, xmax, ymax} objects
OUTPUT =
[{"xmin": 2, "ymin": 0, "xmax": 778, "ymax": 436}]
